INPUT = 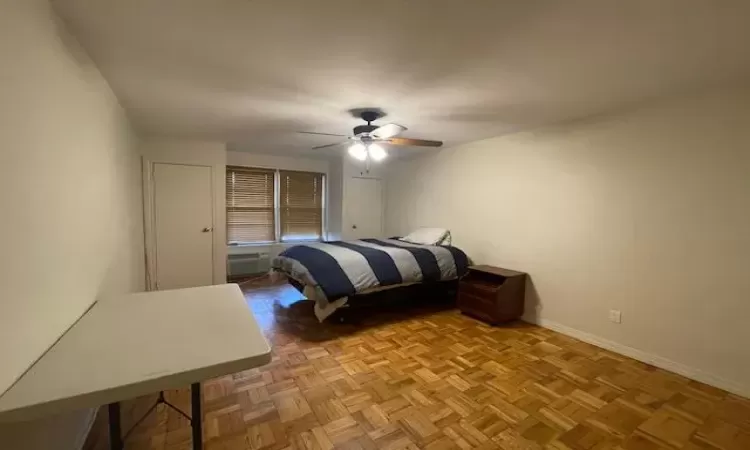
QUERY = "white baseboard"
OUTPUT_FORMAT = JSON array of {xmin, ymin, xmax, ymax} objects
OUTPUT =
[{"xmin": 528, "ymin": 317, "xmax": 749, "ymax": 399}]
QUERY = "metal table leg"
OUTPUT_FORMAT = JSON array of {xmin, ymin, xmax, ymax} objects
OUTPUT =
[
  {"xmin": 107, "ymin": 385, "xmax": 202, "ymax": 450},
  {"xmin": 108, "ymin": 402, "xmax": 123, "ymax": 450},
  {"xmin": 191, "ymin": 383, "xmax": 203, "ymax": 450}
]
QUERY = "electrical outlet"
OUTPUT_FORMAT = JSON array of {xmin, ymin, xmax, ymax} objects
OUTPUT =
[{"xmin": 609, "ymin": 309, "xmax": 622, "ymax": 324}]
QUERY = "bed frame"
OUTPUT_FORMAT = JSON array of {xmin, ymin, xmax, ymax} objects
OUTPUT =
[{"xmin": 287, "ymin": 278, "xmax": 460, "ymax": 321}]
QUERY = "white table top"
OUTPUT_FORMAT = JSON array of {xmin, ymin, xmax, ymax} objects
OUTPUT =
[{"xmin": 0, "ymin": 284, "xmax": 271, "ymax": 422}]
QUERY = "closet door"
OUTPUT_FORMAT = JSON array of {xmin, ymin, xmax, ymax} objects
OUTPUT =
[
  {"xmin": 345, "ymin": 177, "xmax": 383, "ymax": 239},
  {"xmin": 152, "ymin": 163, "xmax": 214, "ymax": 289}
]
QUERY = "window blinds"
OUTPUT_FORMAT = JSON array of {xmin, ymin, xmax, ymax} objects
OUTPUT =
[
  {"xmin": 226, "ymin": 166, "xmax": 275, "ymax": 243},
  {"xmin": 279, "ymin": 170, "xmax": 324, "ymax": 242}
]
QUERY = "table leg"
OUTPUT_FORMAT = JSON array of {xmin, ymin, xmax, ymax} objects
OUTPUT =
[
  {"xmin": 108, "ymin": 402, "xmax": 123, "ymax": 450},
  {"xmin": 191, "ymin": 383, "xmax": 203, "ymax": 450}
]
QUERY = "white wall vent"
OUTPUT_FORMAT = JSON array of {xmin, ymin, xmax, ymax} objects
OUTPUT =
[{"xmin": 228, "ymin": 252, "xmax": 270, "ymax": 278}]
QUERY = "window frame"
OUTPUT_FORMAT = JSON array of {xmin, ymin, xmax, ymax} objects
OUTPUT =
[
  {"xmin": 226, "ymin": 166, "xmax": 326, "ymax": 246},
  {"xmin": 278, "ymin": 169, "xmax": 326, "ymax": 244},
  {"xmin": 225, "ymin": 166, "xmax": 277, "ymax": 245}
]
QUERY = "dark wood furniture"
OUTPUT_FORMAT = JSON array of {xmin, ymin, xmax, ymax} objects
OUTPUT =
[{"xmin": 458, "ymin": 265, "xmax": 527, "ymax": 324}]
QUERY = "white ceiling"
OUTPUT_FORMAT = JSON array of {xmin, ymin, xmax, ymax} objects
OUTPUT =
[{"xmin": 54, "ymin": 0, "xmax": 750, "ymax": 157}]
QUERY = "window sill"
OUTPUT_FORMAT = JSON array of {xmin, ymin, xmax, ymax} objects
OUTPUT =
[
  {"xmin": 228, "ymin": 242, "xmax": 275, "ymax": 248},
  {"xmin": 228, "ymin": 240, "xmax": 323, "ymax": 248}
]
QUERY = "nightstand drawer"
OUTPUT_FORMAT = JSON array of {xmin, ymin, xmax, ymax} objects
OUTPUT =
[
  {"xmin": 458, "ymin": 290, "xmax": 495, "ymax": 311},
  {"xmin": 458, "ymin": 295, "xmax": 496, "ymax": 322},
  {"xmin": 459, "ymin": 281, "xmax": 500, "ymax": 298}
]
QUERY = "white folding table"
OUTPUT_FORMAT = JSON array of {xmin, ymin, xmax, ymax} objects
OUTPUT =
[{"xmin": 0, "ymin": 284, "xmax": 272, "ymax": 450}]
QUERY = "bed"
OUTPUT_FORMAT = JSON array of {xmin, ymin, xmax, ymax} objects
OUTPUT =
[{"xmin": 271, "ymin": 237, "xmax": 470, "ymax": 321}]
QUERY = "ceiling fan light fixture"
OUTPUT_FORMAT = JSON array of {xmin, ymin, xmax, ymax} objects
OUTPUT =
[
  {"xmin": 368, "ymin": 143, "xmax": 387, "ymax": 161},
  {"xmin": 348, "ymin": 143, "xmax": 367, "ymax": 161}
]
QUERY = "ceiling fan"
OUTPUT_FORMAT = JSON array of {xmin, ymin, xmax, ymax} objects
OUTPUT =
[{"xmin": 297, "ymin": 110, "xmax": 443, "ymax": 163}]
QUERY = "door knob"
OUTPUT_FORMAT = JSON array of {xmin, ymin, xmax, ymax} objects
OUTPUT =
[
  {"xmin": 202, "ymin": 227, "xmax": 213, "ymax": 233},
  {"xmin": 352, "ymin": 224, "xmax": 357, "ymax": 229}
]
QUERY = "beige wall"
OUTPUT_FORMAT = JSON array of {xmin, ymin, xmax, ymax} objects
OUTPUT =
[
  {"xmin": 227, "ymin": 151, "xmax": 329, "ymax": 174},
  {"xmin": 385, "ymin": 85, "xmax": 750, "ymax": 397},
  {"xmin": 0, "ymin": 0, "xmax": 145, "ymax": 447},
  {"xmin": 327, "ymin": 157, "xmax": 344, "ymax": 241}
]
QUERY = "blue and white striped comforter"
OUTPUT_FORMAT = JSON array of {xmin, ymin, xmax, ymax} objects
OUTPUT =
[{"xmin": 272, "ymin": 239, "xmax": 470, "ymax": 302}]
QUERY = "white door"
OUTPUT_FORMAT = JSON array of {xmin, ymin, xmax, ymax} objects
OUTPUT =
[
  {"xmin": 153, "ymin": 163, "xmax": 214, "ymax": 289},
  {"xmin": 345, "ymin": 177, "xmax": 383, "ymax": 239}
]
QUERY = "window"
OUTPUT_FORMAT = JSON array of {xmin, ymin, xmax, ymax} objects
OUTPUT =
[
  {"xmin": 226, "ymin": 166, "xmax": 325, "ymax": 244},
  {"xmin": 279, "ymin": 170, "xmax": 324, "ymax": 242},
  {"xmin": 226, "ymin": 166, "xmax": 275, "ymax": 243}
]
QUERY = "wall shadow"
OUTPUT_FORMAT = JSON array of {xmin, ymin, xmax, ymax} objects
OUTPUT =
[{"xmin": 522, "ymin": 274, "xmax": 541, "ymax": 324}]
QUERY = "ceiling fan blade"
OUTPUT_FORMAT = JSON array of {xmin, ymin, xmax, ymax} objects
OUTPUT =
[
  {"xmin": 312, "ymin": 141, "xmax": 348, "ymax": 150},
  {"xmin": 387, "ymin": 137, "xmax": 443, "ymax": 147},
  {"xmin": 371, "ymin": 123, "xmax": 407, "ymax": 139},
  {"xmin": 297, "ymin": 131, "xmax": 349, "ymax": 137}
]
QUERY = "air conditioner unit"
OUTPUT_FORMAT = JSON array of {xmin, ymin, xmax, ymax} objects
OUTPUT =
[{"xmin": 228, "ymin": 252, "xmax": 270, "ymax": 279}]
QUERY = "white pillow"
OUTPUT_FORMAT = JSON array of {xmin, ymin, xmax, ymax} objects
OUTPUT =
[{"xmin": 400, "ymin": 228, "xmax": 449, "ymax": 245}]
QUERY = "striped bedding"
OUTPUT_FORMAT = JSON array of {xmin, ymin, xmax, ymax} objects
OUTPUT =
[{"xmin": 271, "ymin": 238, "xmax": 470, "ymax": 320}]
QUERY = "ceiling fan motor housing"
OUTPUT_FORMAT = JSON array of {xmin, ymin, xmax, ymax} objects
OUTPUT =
[{"xmin": 353, "ymin": 124, "xmax": 378, "ymax": 136}]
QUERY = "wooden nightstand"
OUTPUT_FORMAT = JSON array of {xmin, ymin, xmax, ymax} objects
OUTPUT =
[{"xmin": 458, "ymin": 265, "xmax": 527, "ymax": 325}]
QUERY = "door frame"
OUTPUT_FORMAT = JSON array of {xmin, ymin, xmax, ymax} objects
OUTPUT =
[{"xmin": 142, "ymin": 160, "xmax": 218, "ymax": 291}]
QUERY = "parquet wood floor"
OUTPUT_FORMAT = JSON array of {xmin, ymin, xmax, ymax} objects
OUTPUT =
[{"xmin": 83, "ymin": 278, "xmax": 750, "ymax": 450}]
